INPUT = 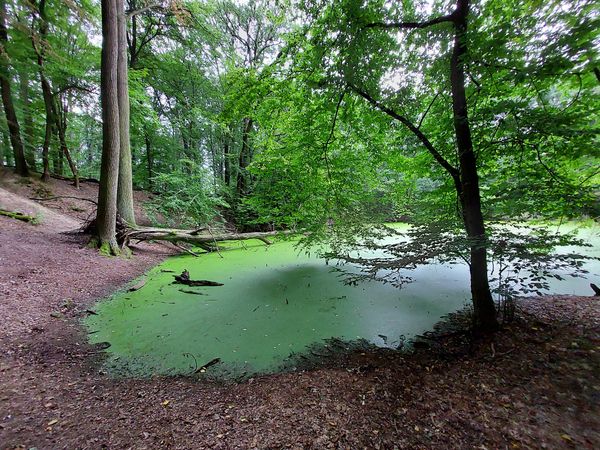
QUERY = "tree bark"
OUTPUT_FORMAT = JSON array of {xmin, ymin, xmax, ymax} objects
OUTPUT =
[
  {"xmin": 38, "ymin": 66, "xmax": 53, "ymax": 182},
  {"xmin": 116, "ymin": 0, "xmax": 136, "ymax": 225},
  {"xmin": 0, "ymin": 0, "xmax": 28, "ymax": 177},
  {"xmin": 54, "ymin": 95, "xmax": 79, "ymax": 188},
  {"xmin": 450, "ymin": 0, "xmax": 498, "ymax": 331},
  {"xmin": 144, "ymin": 126, "xmax": 153, "ymax": 189},
  {"xmin": 0, "ymin": 105, "xmax": 12, "ymax": 166},
  {"xmin": 96, "ymin": 0, "xmax": 121, "ymax": 254},
  {"xmin": 19, "ymin": 70, "xmax": 36, "ymax": 170},
  {"xmin": 223, "ymin": 130, "xmax": 231, "ymax": 186},
  {"xmin": 124, "ymin": 227, "xmax": 285, "ymax": 247},
  {"xmin": 31, "ymin": 0, "xmax": 54, "ymax": 182},
  {"xmin": 236, "ymin": 117, "xmax": 253, "ymax": 197}
]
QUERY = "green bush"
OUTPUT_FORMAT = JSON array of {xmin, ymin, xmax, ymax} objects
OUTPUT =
[{"xmin": 146, "ymin": 160, "xmax": 228, "ymax": 228}]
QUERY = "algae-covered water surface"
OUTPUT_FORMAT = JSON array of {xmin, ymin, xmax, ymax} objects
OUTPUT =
[{"xmin": 86, "ymin": 223, "xmax": 600, "ymax": 379}]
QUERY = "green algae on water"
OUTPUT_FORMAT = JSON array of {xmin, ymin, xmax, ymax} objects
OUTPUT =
[{"xmin": 85, "ymin": 223, "xmax": 600, "ymax": 380}]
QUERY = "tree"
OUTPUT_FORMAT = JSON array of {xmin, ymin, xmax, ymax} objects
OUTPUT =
[
  {"xmin": 95, "ymin": 0, "xmax": 121, "ymax": 255},
  {"xmin": 246, "ymin": 0, "xmax": 599, "ymax": 332},
  {"xmin": 334, "ymin": 0, "xmax": 497, "ymax": 330},
  {"xmin": 30, "ymin": 0, "xmax": 53, "ymax": 181},
  {"xmin": 214, "ymin": 0, "xmax": 283, "ymax": 208},
  {"xmin": 0, "ymin": 0, "xmax": 28, "ymax": 177},
  {"xmin": 116, "ymin": 0, "xmax": 135, "ymax": 225}
]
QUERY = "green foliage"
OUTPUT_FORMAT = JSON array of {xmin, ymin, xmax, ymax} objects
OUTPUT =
[{"xmin": 145, "ymin": 159, "xmax": 228, "ymax": 229}]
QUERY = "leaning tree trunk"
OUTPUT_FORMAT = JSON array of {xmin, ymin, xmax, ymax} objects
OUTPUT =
[
  {"xmin": 450, "ymin": 0, "xmax": 498, "ymax": 331},
  {"xmin": 116, "ymin": 0, "xmax": 136, "ymax": 226},
  {"xmin": 96, "ymin": 0, "xmax": 121, "ymax": 255},
  {"xmin": 0, "ymin": 0, "xmax": 28, "ymax": 177},
  {"xmin": 31, "ymin": 0, "xmax": 55, "ymax": 182},
  {"xmin": 38, "ymin": 72, "xmax": 53, "ymax": 181},
  {"xmin": 54, "ymin": 95, "xmax": 79, "ymax": 188},
  {"xmin": 123, "ymin": 227, "xmax": 286, "ymax": 248}
]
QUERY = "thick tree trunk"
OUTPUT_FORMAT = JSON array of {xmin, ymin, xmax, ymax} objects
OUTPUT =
[
  {"xmin": 96, "ymin": 0, "xmax": 121, "ymax": 255},
  {"xmin": 116, "ymin": 0, "xmax": 136, "ymax": 225},
  {"xmin": 53, "ymin": 145, "xmax": 64, "ymax": 176},
  {"xmin": 0, "ymin": 0, "xmax": 27, "ymax": 177},
  {"xmin": 450, "ymin": 0, "xmax": 498, "ymax": 331},
  {"xmin": 19, "ymin": 70, "xmax": 36, "ymax": 170}
]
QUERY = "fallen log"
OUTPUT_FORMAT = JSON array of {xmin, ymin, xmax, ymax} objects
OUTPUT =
[
  {"xmin": 0, "ymin": 209, "xmax": 37, "ymax": 223},
  {"xmin": 178, "ymin": 289, "xmax": 206, "ymax": 295},
  {"xmin": 122, "ymin": 226, "xmax": 290, "ymax": 248},
  {"xmin": 128, "ymin": 278, "xmax": 146, "ymax": 292}
]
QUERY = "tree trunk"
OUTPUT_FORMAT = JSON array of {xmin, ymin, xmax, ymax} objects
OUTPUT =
[
  {"xmin": 0, "ymin": 0, "xmax": 28, "ymax": 177},
  {"xmin": 54, "ymin": 95, "xmax": 79, "ymax": 188},
  {"xmin": 38, "ymin": 71, "xmax": 53, "ymax": 181},
  {"xmin": 116, "ymin": 0, "xmax": 136, "ymax": 225},
  {"xmin": 144, "ymin": 126, "xmax": 153, "ymax": 189},
  {"xmin": 0, "ymin": 110, "xmax": 11, "ymax": 166},
  {"xmin": 31, "ymin": 0, "xmax": 54, "ymax": 182},
  {"xmin": 19, "ymin": 70, "xmax": 36, "ymax": 170},
  {"xmin": 450, "ymin": 0, "xmax": 498, "ymax": 331},
  {"xmin": 236, "ymin": 117, "xmax": 253, "ymax": 197},
  {"xmin": 96, "ymin": 0, "xmax": 121, "ymax": 255},
  {"xmin": 223, "ymin": 131, "xmax": 231, "ymax": 186}
]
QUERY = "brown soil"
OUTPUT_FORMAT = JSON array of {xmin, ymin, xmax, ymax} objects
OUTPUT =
[{"xmin": 0, "ymin": 168, "xmax": 598, "ymax": 449}]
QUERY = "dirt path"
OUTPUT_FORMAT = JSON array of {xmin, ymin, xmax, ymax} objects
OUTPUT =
[{"xmin": 1, "ymin": 170, "xmax": 598, "ymax": 449}]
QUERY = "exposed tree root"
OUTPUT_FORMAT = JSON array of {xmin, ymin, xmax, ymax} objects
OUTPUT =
[
  {"xmin": 30, "ymin": 196, "xmax": 98, "ymax": 205},
  {"xmin": 79, "ymin": 216, "xmax": 290, "ymax": 257}
]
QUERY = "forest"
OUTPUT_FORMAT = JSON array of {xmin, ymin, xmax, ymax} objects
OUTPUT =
[{"xmin": 0, "ymin": 0, "xmax": 599, "ymax": 448}]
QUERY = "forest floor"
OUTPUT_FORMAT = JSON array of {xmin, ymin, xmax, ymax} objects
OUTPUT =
[{"xmin": 0, "ymin": 168, "xmax": 599, "ymax": 449}]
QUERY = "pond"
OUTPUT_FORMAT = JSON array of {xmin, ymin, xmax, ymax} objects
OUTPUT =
[{"xmin": 86, "ymin": 222, "xmax": 600, "ymax": 379}]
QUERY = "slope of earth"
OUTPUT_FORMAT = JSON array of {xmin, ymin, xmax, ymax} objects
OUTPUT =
[{"xmin": 0, "ymin": 167, "xmax": 598, "ymax": 449}]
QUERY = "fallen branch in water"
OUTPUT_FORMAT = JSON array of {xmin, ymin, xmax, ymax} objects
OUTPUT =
[
  {"xmin": 173, "ymin": 270, "xmax": 223, "ymax": 287},
  {"xmin": 178, "ymin": 289, "xmax": 206, "ymax": 295},
  {"xmin": 194, "ymin": 357, "xmax": 221, "ymax": 373},
  {"xmin": 128, "ymin": 278, "xmax": 146, "ymax": 292}
]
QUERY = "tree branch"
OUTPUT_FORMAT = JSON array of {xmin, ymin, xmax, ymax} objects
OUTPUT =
[
  {"xmin": 364, "ymin": 13, "xmax": 454, "ymax": 30},
  {"xmin": 347, "ymin": 83, "xmax": 460, "ymax": 185},
  {"xmin": 126, "ymin": 2, "xmax": 163, "ymax": 18},
  {"xmin": 417, "ymin": 92, "xmax": 440, "ymax": 129}
]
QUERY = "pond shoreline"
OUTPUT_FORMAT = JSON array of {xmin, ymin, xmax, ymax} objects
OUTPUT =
[
  {"xmin": 2, "ymin": 224, "xmax": 599, "ymax": 447},
  {"xmin": 1, "ymin": 177, "xmax": 598, "ymax": 448}
]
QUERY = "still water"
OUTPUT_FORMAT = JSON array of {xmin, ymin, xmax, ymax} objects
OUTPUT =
[{"xmin": 86, "ymin": 222, "xmax": 599, "ymax": 378}]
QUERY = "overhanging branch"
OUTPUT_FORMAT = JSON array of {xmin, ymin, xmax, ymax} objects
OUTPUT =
[
  {"xmin": 364, "ymin": 13, "xmax": 455, "ymax": 30},
  {"xmin": 126, "ymin": 2, "xmax": 164, "ymax": 18},
  {"xmin": 347, "ymin": 83, "xmax": 460, "ymax": 186}
]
